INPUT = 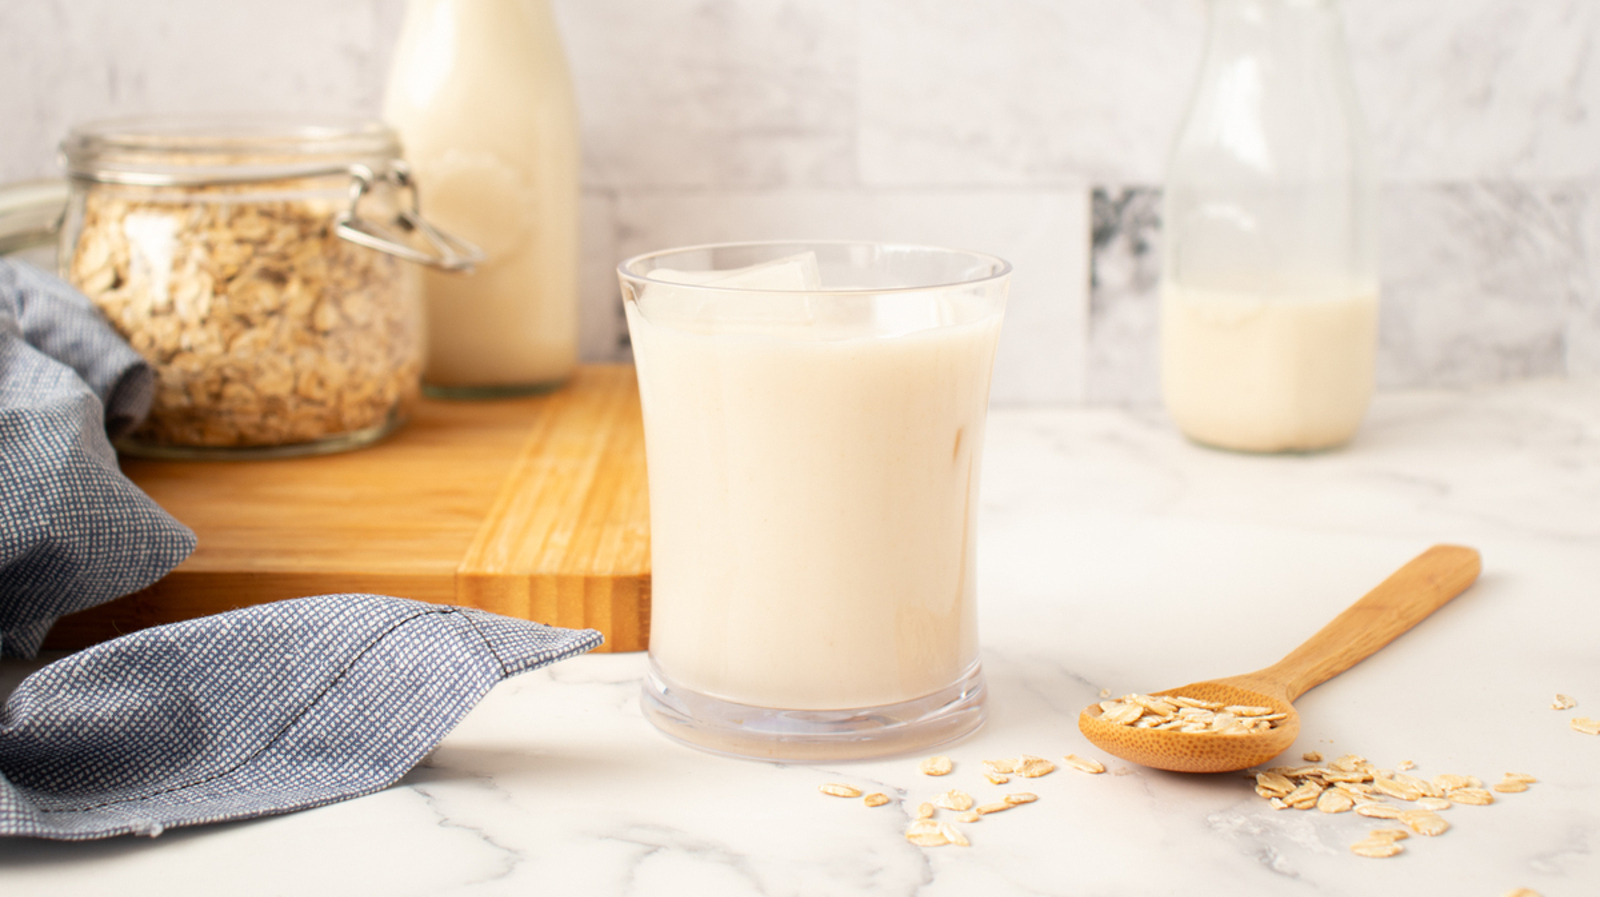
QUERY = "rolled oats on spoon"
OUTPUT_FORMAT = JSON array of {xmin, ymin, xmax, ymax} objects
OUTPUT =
[{"xmin": 1079, "ymin": 546, "xmax": 1481, "ymax": 773}]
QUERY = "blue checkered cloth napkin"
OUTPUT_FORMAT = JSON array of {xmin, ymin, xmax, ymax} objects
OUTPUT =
[
  {"xmin": 0, "ymin": 260, "xmax": 605, "ymax": 840},
  {"xmin": 0, "ymin": 258, "xmax": 196, "ymax": 658},
  {"xmin": 1, "ymin": 594, "xmax": 603, "ymax": 840}
]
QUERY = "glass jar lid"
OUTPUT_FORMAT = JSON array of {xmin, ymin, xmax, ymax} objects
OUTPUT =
[
  {"xmin": 61, "ymin": 114, "xmax": 402, "ymax": 187},
  {"xmin": 58, "ymin": 114, "xmax": 482, "ymax": 271}
]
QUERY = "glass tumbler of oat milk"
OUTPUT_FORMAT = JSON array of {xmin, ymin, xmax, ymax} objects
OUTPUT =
[
  {"xmin": 619, "ymin": 242, "xmax": 1009, "ymax": 761},
  {"xmin": 1160, "ymin": 0, "xmax": 1379, "ymax": 453}
]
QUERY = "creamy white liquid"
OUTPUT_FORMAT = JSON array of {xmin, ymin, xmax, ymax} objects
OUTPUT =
[
  {"xmin": 383, "ymin": 0, "xmax": 579, "ymax": 390},
  {"xmin": 628, "ymin": 290, "xmax": 1002, "ymax": 710},
  {"xmin": 1161, "ymin": 285, "xmax": 1378, "ymax": 452}
]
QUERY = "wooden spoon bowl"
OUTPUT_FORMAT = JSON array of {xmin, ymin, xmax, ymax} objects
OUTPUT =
[
  {"xmin": 1080, "ymin": 680, "xmax": 1300, "ymax": 774},
  {"xmin": 1079, "ymin": 545, "xmax": 1482, "ymax": 774}
]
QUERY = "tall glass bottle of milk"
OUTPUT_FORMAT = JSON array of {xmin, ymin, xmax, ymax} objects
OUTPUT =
[
  {"xmin": 384, "ymin": 0, "xmax": 580, "ymax": 396},
  {"xmin": 1160, "ymin": 0, "xmax": 1378, "ymax": 452}
]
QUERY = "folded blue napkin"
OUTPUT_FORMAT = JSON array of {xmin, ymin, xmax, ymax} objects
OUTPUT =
[
  {"xmin": 0, "ymin": 258, "xmax": 196, "ymax": 657},
  {"xmin": 1, "ymin": 594, "xmax": 602, "ymax": 840},
  {"xmin": 0, "ymin": 261, "xmax": 605, "ymax": 840}
]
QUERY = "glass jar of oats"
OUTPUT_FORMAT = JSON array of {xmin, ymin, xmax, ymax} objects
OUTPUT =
[{"xmin": 56, "ymin": 115, "xmax": 480, "ymax": 459}]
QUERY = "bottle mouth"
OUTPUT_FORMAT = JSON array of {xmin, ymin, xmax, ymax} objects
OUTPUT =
[{"xmin": 61, "ymin": 114, "xmax": 401, "ymax": 186}]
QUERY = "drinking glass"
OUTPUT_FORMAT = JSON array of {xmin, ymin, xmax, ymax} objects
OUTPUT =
[{"xmin": 618, "ymin": 241, "xmax": 1010, "ymax": 760}]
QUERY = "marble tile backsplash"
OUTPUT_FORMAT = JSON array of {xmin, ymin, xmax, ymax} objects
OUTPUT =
[{"xmin": 0, "ymin": 0, "xmax": 1593, "ymax": 406}]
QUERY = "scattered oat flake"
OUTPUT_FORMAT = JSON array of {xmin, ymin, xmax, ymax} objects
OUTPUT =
[
  {"xmin": 1330, "ymin": 754, "xmax": 1368, "ymax": 772},
  {"xmin": 1366, "ymin": 828, "xmax": 1411, "ymax": 842},
  {"xmin": 1432, "ymin": 773, "xmax": 1476, "ymax": 792},
  {"xmin": 1503, "ymin": 772, "xmax": 1538, "ymax": 784},
  {"xmin": 1283, "ymin": 781, "xmax": 1324, "ymax": 808},
  {"xmin": 1551, "ymin": 694, "xmax": 1576, "ymax": 710},
  {"xmin": 919, "ymin": 755, "xmax": 954, "ymax": 776},
  {"xmin": 1396, "ymin": 759, "xmax": 1415, "ymax": 771},
  {"xmin": 958, "ymin": 811, "xmax": 981, "ymax": 823},
  {"xmin": 1350, "ymin": 838, "xmax": 1404, "ymax": 858},
  {"xmin": 975, "ymin": 802, "xmax": 1013, "ymax": 815},
  {"xmin": 820, "ymin": 783, "xmax": 862, "ymax": 798},
  {"xmin": 1502, "ymin": 889, "xmax": 1542, "ymax": 897},
  {"xmin": 905, "ymin": 819, "xmax": 948, "ymax": 847},
  {"xmin": 1392, "ymin": 772, "xmax": 1438, "ymax": 798},
  {"xmin": 863, "ymin": 793, "xmax": 890, "ymax": 807},
  {"xmin": 1316, "ymin": 789, "xmax": 1355, "ymax": 814},
  {"xmin": 1493, "ymin": 780, "xmax": 1529, "ymax": 794},
  {"xmin": 983, "ymin": 758, "xmax": 1018, "ymax": 775},
  {"xmin": 1400, "ymin": 809, "xmax": 1450, "ymax": 836},
  {"xmin": 916, "ymin": 802, "xmax": 936, "ymax": 818},
  {"xmin": 1062, "ymin": 753, "xmax": 1106, "ymax": 774},
  {"xmin": 1003, "ymin": 792, "xmax": 1038, "ymax": 805},
  {"xmin": 983, "ymin": 772, "xmax": 1011, "ymax": 785},
  {"xmin": 933, "ymin": 790, "xmax": 974, "ymax": 812},
  {"xmin": 1570, "ymin": 717, "xmax": 1600, "ymax": 736},
  {"xmin": 1301, "ymin": 751, "xmax": 1323, "ymax": 762},
  {"xmin": 1355, "ymin": 803, "xmax": 1404, "ymax": 819},
  {"xmin": 939, "ymin": 822, "xmax": 970, "ymax": 847},
  {"xmin": 1373, "ymin": 776, "xmax": 1422, "ymax": 801},
  {"xmin": 1255, "ymin": 771, "xmax": 1294, "ymax": 794},
  {"xmin": 1417, "ymin": 797, "xmax": 1451, "ymax": 811},
  {"xmin": 1448, "ymin": 788, "xmax": 1495, "ymax": 806},
  {"xmin": 1015, "ymin": 756, "xmax": 1056, "ymax": 778}
]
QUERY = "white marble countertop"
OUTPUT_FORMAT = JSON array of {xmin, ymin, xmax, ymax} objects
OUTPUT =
[{"xmin": 5, "ymin": 380, "xmax": 1598, "ymax": 895}]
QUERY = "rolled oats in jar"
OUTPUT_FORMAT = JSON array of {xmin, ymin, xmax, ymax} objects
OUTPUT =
[{"xmin": 59, "ymin": 115, "xmax": 479, "ymax": 458}]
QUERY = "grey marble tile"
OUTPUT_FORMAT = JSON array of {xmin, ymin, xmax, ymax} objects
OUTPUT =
[
  {"xmin": 554, "ymin": 0, "xmax": 858, "ymax": 190},
  {"xmin": 0, "ymin": 1, "xmax": 394, "ymax": 182},
  {"xmin": 1348, "ymin": 0, "xmax": 1600, "ymax": 183},
  {"xmin": 1569, "ymin": 183, "xmax": 1600, "ymax": 380},
  {"xmin": 1087, "ymin": 181, "xmax": 1593, "ymax": 402},
  {"xmin": 610, "ymin": 187, "xmax": 1090, "ymax": 405},
  {"xmin": 1378, "ymin": 182, "xmax": 1578, "ymax": 388},
  {"xmin": 1, "ymin": 0, "xmax": 1595, "ymax": 402},
  {"xmin": 1086, "ymin": 187, "xmax": 1162, "ymax": 406},
  {"xmin": 857, "ymin": 0, "xmax": 1202, "ymax": 187}
]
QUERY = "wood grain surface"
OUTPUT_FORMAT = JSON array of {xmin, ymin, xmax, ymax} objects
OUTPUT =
[{"xmin": 42, "ymin": 365, "xmax": 651, "ymax": 653}]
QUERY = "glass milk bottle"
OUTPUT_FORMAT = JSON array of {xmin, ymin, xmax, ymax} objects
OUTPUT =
[
  {"xmin": 1160, "ymin": 0, "xmax": 1379, "ymax": 452},
  {"xmin": 383, "ymin": 0, "xmax": 580, "ymax": 396}
]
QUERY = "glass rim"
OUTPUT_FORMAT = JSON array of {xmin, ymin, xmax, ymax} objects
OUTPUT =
[{"xmin": 617, "ymin": 239, "xmax": 1013, "ymax": 295}]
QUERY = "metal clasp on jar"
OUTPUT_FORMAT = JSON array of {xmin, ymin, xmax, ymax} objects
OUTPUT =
[{"xmin": 335, "ymin": 161, "xmax": 485, "ymax": 273}]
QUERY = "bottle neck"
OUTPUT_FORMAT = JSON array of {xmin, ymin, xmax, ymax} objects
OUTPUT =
[{"xmin": 1201, "ymin": 0, "xmax": 1351, "ymax": 64}]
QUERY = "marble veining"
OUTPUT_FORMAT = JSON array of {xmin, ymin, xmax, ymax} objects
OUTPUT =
[{"xmin": 4, "ymin": 380, "xmax": 1597, "ymax": 895}]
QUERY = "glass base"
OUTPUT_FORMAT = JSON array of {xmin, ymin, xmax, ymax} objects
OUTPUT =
[
  {"xmin": 114, "ymin": 410, "xmax": 407, "ymax": 461},
  {"xmin": 641, "ymin": 661, "xmax": 987, "ymax": 762},
  {"xmin": 422, "ymin": 378, "xmax": 568, "ymax": 400}
]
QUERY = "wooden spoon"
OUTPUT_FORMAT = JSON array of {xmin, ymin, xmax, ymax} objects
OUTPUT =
[{"xmin": 1078, "ymin": 544, "xmax": 1482, "ymax": 774}]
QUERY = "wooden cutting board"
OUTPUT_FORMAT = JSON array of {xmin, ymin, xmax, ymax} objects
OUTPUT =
[{"xmin": 42, "ymin": 364, "xmax": 652, "ymax": 653}]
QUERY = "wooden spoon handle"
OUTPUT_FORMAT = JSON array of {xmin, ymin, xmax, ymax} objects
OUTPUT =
[{"xmin": 1260, "ymin": 545, "xmax": 1482, "ymax": 701}]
